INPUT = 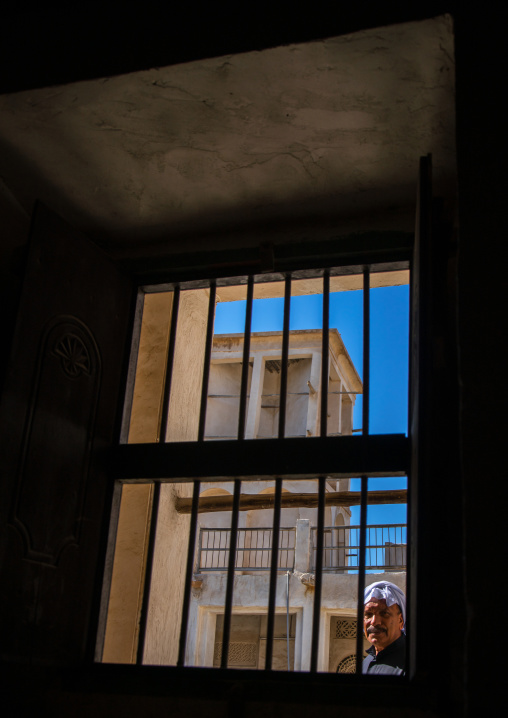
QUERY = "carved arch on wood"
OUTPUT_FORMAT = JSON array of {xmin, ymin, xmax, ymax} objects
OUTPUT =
[{"xmin": 12, "ymin": 315, "xmax": 102, "ymax": 566}]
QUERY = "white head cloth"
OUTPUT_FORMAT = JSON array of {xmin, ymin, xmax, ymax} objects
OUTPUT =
[{"xmin": 364, "ymin": 581, "xmax": 406, "ymax": 633}]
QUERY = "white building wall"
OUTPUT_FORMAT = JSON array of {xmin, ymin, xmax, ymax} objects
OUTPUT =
[
  {"xmin": 187, "ymin": 571, "xmax": 406, "ymax": 671},
  {"xmin": 140, "ymin": 327, "xmax": 376, "ymax": 671}
]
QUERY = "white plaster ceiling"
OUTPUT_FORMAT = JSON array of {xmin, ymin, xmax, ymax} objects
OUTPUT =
[{"xmin": 0, "ymin": 15, "xmax": 455, "ymax": 253}]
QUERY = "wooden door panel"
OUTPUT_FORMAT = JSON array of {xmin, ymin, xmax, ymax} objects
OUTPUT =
[{"xmin": 0, "ymin": 203, "xmax": 133, "ymax": 663}]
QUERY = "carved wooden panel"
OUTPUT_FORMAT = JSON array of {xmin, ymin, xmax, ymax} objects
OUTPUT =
[
  {"xmin": 13, "ymin": 316, "xmax": 101, "ymax": 565},
  {"xmin": 0, "ymin": 203, "xmax": 133, "ymax": 664}
]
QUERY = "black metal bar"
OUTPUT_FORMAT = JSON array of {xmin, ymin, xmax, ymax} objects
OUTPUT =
[
  {"xmin": 132, "ymin": 233, "xmax": 411, "ymax": 288},
  {"xmin": 198, "ymin": 282, "xmax": 217, "ymax": 442},
  {"xmin": 310, "ymin": 475, "xmax": 326, "ymax": 672},
  {"xmin": 355, "ymin": 475, "xmax": 368, "ymax": 673},
  {"xmin": 221, "ymin": 478, "xmax": 242, "ymax": 669},
  {"xmin": 119, "ymin": 289, "xmax": 145, "ymax": 445},
  {"xmin": 111, "ymin": 434, "xmax": 410, "ymax": 481},
  {"xmin": 363, "ymin": 269, "xmax": 370, "ymax": 437},
  {"xmin": 159, "ymin": 286, "xmax": 180, "ymax": 442},
  {"xmin": 320, "ymin": 270, "xmax": 330, "ymax": 437},
  {"xmin": 238, "ymin": 276, "xmax": 254, "ymax": 439},
  {"xmin": 136, "ymin": 482, "xmax": 161, "ymax": 664},
  {"xmin": 177, "ymin": 479, "xmax": 201, "ymax": 667},
  {"xmin": 278, "ymin": 275, "xmax": 292, "ymax": 439},
  {"xmin": 265, "ymin": 477, "xmax": 283, "ymax": 670}
]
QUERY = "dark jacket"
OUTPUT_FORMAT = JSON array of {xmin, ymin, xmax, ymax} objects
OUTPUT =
[{"xmin": 362, "ymin": 634, "xmax": 406, "ymax": 675}]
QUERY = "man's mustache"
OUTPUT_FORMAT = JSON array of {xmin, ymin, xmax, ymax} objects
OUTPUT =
[{"xmin": 367, "ymin": 626, "xmax": 386, "ymax": 635}]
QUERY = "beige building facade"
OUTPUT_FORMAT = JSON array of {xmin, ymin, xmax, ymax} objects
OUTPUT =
[
  {"xmin": 184, "ymin": 329, "xmax": 405, "ymax": 672},
  {"xmin": 102, "ymin": 290, "xmax": 407, "ymax": 671}
]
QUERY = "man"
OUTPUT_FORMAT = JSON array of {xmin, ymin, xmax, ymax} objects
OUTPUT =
[{"xmin": 362, "ymin": 581, "xmax": 406, "ymax": 675}]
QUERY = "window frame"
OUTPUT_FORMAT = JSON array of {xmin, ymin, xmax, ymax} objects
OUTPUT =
[{"xmin": 100, "ymin": 227, "xmax": 414, "ymax": 676}]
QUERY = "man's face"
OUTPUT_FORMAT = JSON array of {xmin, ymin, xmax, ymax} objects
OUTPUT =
[{"xmin": 363, "ymin": 597, "xmax": 404, "ymax": 653}]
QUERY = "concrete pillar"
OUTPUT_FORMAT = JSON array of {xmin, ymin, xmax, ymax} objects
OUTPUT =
[
  {"xmin": 165, "ymin": 289, "xmax": 211, "ymax": 442},
  {"xmin": 306, "ymin": 351, "xmax": 322, "ymax": 437},
  {"xmin": 299, "ymin": 592, "xmax": 315, "ymax": 671},
  {"xmin": 102, "ymin": 292, "xmax": 173, "ymax": 664},
  {"xmin": 245, "ymin": 354, "xmax": 265, "ymax": 439},
  {"xmin": 144, "ymin": 288, "xmax": 211, "ymax": 664},
  {"xmin": 293, "ymin": 601, "xmax": 304, "ymax": 671},
  {"xmin": 338, "ymin": 378, "xmax": 343, "ymax": 435},
  {"xmin": 318, "ymin": 612, "xmax": 329, "ymax": 672},
  {"xmin": 184, "ymin": 589, "xmax": 200, "ymax": 666},
  {"xmin": 128, "ymin": 292, "xmax": 173, "ymax": 442},
  {"xmin": 103, "ymin": 288, "xmax": 211, "ymax": 666},
  {"xmin": 102, "ymin": 483, "xmax": 153, "ymax": 663},
  {"xmin": 341, "ymin": 392, "xmax": 353, "ymax": 435},
  {"xmin": 294, "ymin": 519, "xmax": 312, "ymax": 573}
]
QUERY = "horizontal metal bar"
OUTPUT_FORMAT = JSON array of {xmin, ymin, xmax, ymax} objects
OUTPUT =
[
  {"xmin": 110, "ymin": 435, "xmax": 409, "ymax": 481},
  {"xmin": 135, "ymin": 233, "xmax": 411, "ymax": 289}
]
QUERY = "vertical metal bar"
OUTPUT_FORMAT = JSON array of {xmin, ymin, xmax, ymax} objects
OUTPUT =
[
  {"xmin": 265, "ymin": 476, "xmax": 283, "ymax": 669},
  {"xmin": 362, "ymin": 269, "xmax": 370, "ymax": 437},
  {"xmin": 309, "ymin": 271, "xmax": 330, "ymax": 670},
  {"xmin": 177, "ymin": 479, "xmax": 201, "ymax": 666},
  {"xmin": 136, "ymin": 482, "xmax": 161, "ymax": 664},
  {"xmin": 278, "ymin": 274, "xmax": 292, "ymax": 438},
  {"xmin": 197, "ymin": 526, "xmax": 203, "ymax": 571},
  {"xmin": 355, "ymin": 268, "xmax": 371, "ymax": 671},
  {"xmin": 320, "ymin": 270, "xmax": 330, "ymax": 437},
  {"xmin": 238, "ymin": 276, "xmax": 254, "ymax": 439},
  {"xmin": 198, "ymin": 282, "xmax": 217, "ymax": 441},
  {"xmin": 310, "ymin": 475, "xmax": 326, "ymax": 672},
  {"xmin": 159, "ymin": 286, "xmax": 180, "ymax": 442},
  {"xmin": 119, "ymin": 289, "xmax": 145, "ymax": 445},
  {"xmin": 221, "ymin": 478, "xmax": 242, "ymax": 669},
  {"xmin": 355, "ymin": 475, "xmax": 368, "ymax": 673}
]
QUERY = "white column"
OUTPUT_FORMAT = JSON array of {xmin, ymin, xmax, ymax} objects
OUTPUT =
[
  {"xmin": 185, "ymin": 591, "xmax": 200, "ymax": 666},
  {"xmin": 306, "ymin": 351, "xmax": 322, "ymax": 437},
  {"xmin": 342, "ymin": 391, "xmax": 353, "ymax": 435},
  {"xmin": 318, "ymin": 611, "xmax": 329, "ymax": 671},
  {"xmin": 338, "ymin": 378, "xmax": 343, "ymax": 435},
  {"xmin": 245, "ymin": 354, "xmax": 265, "ymax": 439},
  {"xmin": 293, "ymin": 602, "xmax": 304, "ymax": 671},
  {"xmin": 294, "ymin": 519, "xmax": 312, "ymax": 573},
  {"xmin": 299, "ymin": 593, "xmax": 314, "ymax": 671}
]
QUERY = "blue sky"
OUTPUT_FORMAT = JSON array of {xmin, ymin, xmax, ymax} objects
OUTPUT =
[{"xmin": 214, "ymin": 284, "xmax": 409, "ymax": 526}]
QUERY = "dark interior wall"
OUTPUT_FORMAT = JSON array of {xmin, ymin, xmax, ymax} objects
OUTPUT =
[
  {"xmin": 454, "ymin": 7, "xmax": 506, "ymax": 714},
  {"xmin": 0, "ymin": 3, "xmax": 505, "ymax": 716}
]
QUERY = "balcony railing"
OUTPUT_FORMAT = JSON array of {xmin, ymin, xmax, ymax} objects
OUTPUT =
[
  {"xmin": 311, "ymin": 524, "xmax": 407, "ymax": 572},
  {"xmin": 197, "ymin": 527, "xmax": 296, "ymax": 572},
  {"xmin": 196, "ymin": 523, "xmax": 406, "ymax": 573}
]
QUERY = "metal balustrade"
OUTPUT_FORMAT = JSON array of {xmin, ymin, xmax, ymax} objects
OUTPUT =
[
  {"xmin": 312, "ymin": 524, "xmax": 407, "ymax": 571},
  {"xmin": 197, "ymin": 527, "xmax": 296, "ymax": 572},
  {"xmin": 195, "ymin": 523, "xmax": 406, "ymax": 573}
]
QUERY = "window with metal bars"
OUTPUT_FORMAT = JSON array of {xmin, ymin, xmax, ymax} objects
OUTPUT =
[
  {"xmin": 93, "ymin": 150, "xmax": 437, "ymax": 679},
  {"xmin": 99, "ymin": 257, "xmax": 411, "ymax": 674}
]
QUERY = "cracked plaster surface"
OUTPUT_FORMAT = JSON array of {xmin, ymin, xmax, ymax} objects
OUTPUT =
[{"xmin": 0, "ymin": 16, "xmax": 455, "ymax": 246}]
